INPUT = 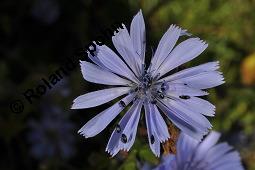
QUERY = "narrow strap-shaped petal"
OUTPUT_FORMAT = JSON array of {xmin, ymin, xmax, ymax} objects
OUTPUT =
[
  {"xmin": 144, "ymin": 102, "xmax": 161, "ymax": 157},
  {"xmin": 151, "ymin": 104, "xmax": 170, "ymax": 142},
  {"xmin": 86, "ymin": 43, "xmax": 111, "ymax": 71},
  {"xmin": 171, "ymin": 71, "xmax": 225, "ymax": 89},
  {"xmin": 154, "ymin": 38, "xmax": 208, "ymax": 78},
  {"xmin": 193, "ymin": 131, "xmax": 220, "ymax": 162},
  {"xmin": 106, "ymin": 101, "xmax": 141, "ymax": 156},
  {"xmin": 96, "ymin": 45, "xmax": 139, "ymax": 83},
  {"xmin": 176, "ymin": 133, "xmax": 199, "ymax": 169},
  {"xmin": 80, "ymin": 61, "xmax": 131, "ymax": 86},
  {"xmin": 130, "ymin": 9, "xmax": 146, "ymax": 63},
  {"xmin": 165, "ymin": 94, "xmax": 215, "ymax": 121},
  {"xmin": 156, "ymin": 99, "xmax": 205, "ymax": 140},
  {"xmin": 165, "ymin": 83, "xmax": 208, "ymax": 97},
  {"xmin": 159, "ymin": 61, "xmax": 220, "ymax": 82},
  {"xmin": 150, "ymin": 25, "xmax": 181, "ymax": 73},
  {"xmin": 205, "ymin": 143, "xmax": 233, "ymax": 163},
  {"xmin": 176, "ymin": 96, "xmax": 215, "ymax": 117},
  {"xmin": 112, "ymin": 25, "xmax": 142, "ymax": 76},
  {"xmin": 164, "ymin": 98, "xmax": 212, "ymax": 133},
  {"xmin": 88, "ymin": 52, "xmax": 105, "ymax": 69},
  {"xmin": 209, "ymin": 151, "xmax": 243, "ymax": 170},
  {"xmin": 71, "ymin": 87, "xmax": 130, "ymax": 109},
  {"xmin": 78, "ymin": 94, "xmax": 134, "ymax": 138},
  {"xmin": 119, "ymin": 101, "xmax": 143, "ymax": 151}
]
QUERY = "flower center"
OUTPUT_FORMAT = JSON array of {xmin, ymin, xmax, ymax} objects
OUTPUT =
[
  {"xmin": 130, "ymin": 67, "xmax": 169, "ymax": 103},
  {"xmin": 139, "ymin": 70, "xmax": 152, "ymax": 93}
]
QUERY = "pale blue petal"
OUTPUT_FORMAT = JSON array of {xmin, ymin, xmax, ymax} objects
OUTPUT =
[
  {"xmin": 171, "ymin": 71, "xmax": 224, "ymax": 89},
  {"xmin": 191, "ymin": 131, "xmax": 243, "ymax": 170},
  {"xmin": 193, "ymin": 131, "xmax": 221, "ymax": 162},
  {"xmin": 72, "ymin": 87, "xmax": 130, "ymax": 109},
  {"xmin": 88, "ymin": 52, "xmax": 105, "ymax": 68},
  {"xmin": 144, "ymin": 102, "xmax": 161, "ymax": 157},
  {"xmin": 206, "ymin": 143, "xmax": 233, "ymax": 163},
  {"xmin": 165, "ymin": 98, "xmax": 212, "ymax": 133},
  {"xmin": 209, "ymin": 151, "xmax": 243, "ymax": 170},
  {"xmin": 112, "ymin": 24, "xmax": 142, "ymax": 76},
  {"xmin": 156, "ymin": 99, "xmax": 205, "ymax": 140},
  {"xmin": 80, "ymin": 61, "xmax": 131, "ymax": 86},
  {"xmin": 152, "ymin": 105, "xmax": 170, "ymax": 142},
  {"xmin": 130, "ymin": 9, "xmax": 146, "ymax": 63},
  {"xmin": 117, "ymin": 44, "xmax": 142, "ymax": 75},
  {"xmin": 176, "ymin": 133, "xmax": 198, "ymax": 169},
  {"xmin": 96, "ymin": 45, "xmax": 139, "ymax": 83},
  {"xmin": 176, "ymin": 96, "xmax": 215, "ymax": 117},
  {"xmin": 159, "ymin": 61, "xmax": 220, "ymax": 82},
  {"xmin": 86, "ymin": 43, "xmax": 112, "ymax": 71},
  {"xmin": 164, "ymin": 97, "xmax": 213, "ymax": 130},
  {"xmin": 119, "ymin": 101, "xmax": 142, "ymax": 151},
  {"xmin": 214, "ymin": 164, "xmax": 244, "ymax": 170},
  {"xmin": 106, "ymin": 101, "xmax": 142, "ymax": 156},
  {"xmin": 150, "ymin": 25, "xmax": 181, "ymax": 73},
  {"xmin": 78, "ymin": 94, "xmax": 134, "ymax": 138},
  {"xmin": 166, "ymin": 83, "xmax": 208, "ymax": 97},
  {"xmin": 155, "ymin": 38, "xmax": 208, "ymax": 78}
]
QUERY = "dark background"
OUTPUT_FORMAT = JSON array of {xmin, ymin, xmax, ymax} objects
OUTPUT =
[{"xmin": 1, "ymin": 0, "xmax": 255, "ymax": 169}]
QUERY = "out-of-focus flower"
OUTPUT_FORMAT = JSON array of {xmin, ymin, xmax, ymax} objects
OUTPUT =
[
  {"xmin": 72, "ymin": 10, "xmax": 224, "ymax": 157},
  {"xmin": 153, "ymin": 131, "xmax": 244, "ymax": 170},
  {"xmin": 241, "ymin": 53, "xmax": 255, "ymax": 86},
  {"xmin": 52, "ymin": 79, "xmax": 71, "ymax": 97},
  {"xmin": 28, "ymin": 106, "xmax": 75, "ymax": 160}
]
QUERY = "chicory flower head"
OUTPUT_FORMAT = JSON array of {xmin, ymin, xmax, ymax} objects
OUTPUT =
[
  {"xmin": 72, "ymin": 10, "xmax": 224, "ymax": 157},
  {"xmin": 153, "ymin": 131, "xmax": 244, "ymax": 170}
]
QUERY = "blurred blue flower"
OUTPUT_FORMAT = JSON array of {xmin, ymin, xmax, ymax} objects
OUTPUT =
[
  {"xmin": 153, "ymin": 131, "xmax": 244, "ymax": 170},
  {"xmin": 28, "ymin": 106, "xmax": 75, "ymax": 160},
  {"xmin": 72, "ymin": 10, "xmax": 224, "ymax": 157},
  {"xmin": 52, "ymin": 78, "xmax": 71, "ymax": 97}
]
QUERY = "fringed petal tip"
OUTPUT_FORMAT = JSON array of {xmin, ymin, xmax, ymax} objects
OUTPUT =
[
  {"xmin": 155, "ymin": 153, "xmax": 160, "ymax": 158},
  {"xmin": 113, "ymin": 23, "xmax": 126, "ymax": 36},
  {"xmin": 162, "ymin": 135, "xmax": 171, "ymax": 143},
  {"xmin": 77, "ymin": 130, "xmax": 88, "ymax": 138},
  {"xmin": 105, "ymin": 148, "xmax": 119, "ymax": 157},
  {"xmin": 196, "ymin": 128, "xmax": 213, "ymax": 142}
]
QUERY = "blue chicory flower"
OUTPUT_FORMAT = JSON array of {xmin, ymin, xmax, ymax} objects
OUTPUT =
[
  {"xmin": 72, "ymin": 10, "xmax": 224, "ymax": 157},
  {"xmin": 153, "ymin": 131, "xmax": 244, "ymax": 170}
]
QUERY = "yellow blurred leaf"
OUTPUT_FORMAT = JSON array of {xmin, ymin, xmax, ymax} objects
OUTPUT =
[{"xmin": 241, "ymin": 53, "xmax": 255, "ymax": 85}]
